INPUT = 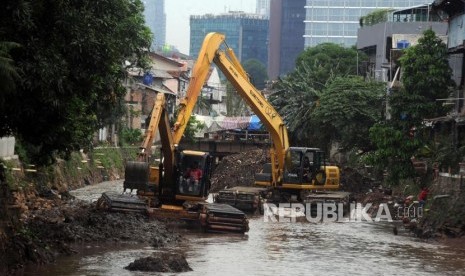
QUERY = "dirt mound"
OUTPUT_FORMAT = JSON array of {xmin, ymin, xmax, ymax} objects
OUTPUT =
[
  {"xmin": 2, "ymin": 198, "xmax": 182, "ymax": 273},
  {"xmin": 26, "ymin": 200, "xmax": 182, "ymax": 244},
  {"xmin": 125, "ymin": 252, "xmax": 192, "ymax": 272},
  {"xmin": 210, "ymin": 148, "xmax": 269, "ymax": 192}
]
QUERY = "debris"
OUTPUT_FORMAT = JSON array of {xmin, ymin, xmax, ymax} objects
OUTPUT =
[
  {"xmin": 210, "ymin": 148, "xmax": 268, "ymax": 192},
  {"xmin": 125, "ymin": 252, "xmax": 192, "ymax": 272}
]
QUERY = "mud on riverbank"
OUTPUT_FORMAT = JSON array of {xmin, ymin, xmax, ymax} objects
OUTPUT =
[{"xmin": 1, "ymin": 195, "xmax": 182, "ymax": 274}]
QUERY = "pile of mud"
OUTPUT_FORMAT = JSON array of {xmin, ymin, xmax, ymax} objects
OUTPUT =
[
  {"xmin": 2, "ymin": 198, "xmax": 181, "ymax": 273},
  {"xmin": 26, "ymin": 200, "xmax": 181, "ymax": 244},
  {"xmin": 210, "ymin": 148, "xmax": 269, "ymax": 192},
  {"xmin": 125, "ymin": 252, "xmax": 192, "ymax": 272}
]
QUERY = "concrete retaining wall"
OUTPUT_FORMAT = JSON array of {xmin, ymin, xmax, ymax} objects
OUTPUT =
[
  {"xmin": 0, "ymin": 137, "xmax": 16, "ymax": 159},
  {"xmin": 433, "ymin": 173, "xmax": 465, "ymax": 198}
]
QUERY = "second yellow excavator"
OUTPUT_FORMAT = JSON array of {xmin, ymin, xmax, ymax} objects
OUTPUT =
[{"xmin": 182, "ymin": 33, "xmax": 341, "ymax": 204}]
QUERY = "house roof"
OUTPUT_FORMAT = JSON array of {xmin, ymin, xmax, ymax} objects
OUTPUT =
[
  {"xmin": 148, "ymin": 52, "xmax": 184, "ymax": 67},
  {"xmin": 138, "ymin": 83, "xmax": 176, "ymax": 96},
  {"xmin": 151, "ymin": 69, "xmax": 174, "ymax": 79}
]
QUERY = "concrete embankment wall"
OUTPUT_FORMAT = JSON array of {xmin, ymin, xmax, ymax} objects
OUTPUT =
[
  {"xmin": 0, "ymin": 137, "xmax": 17, "ymax": 160},
  {"xmin": 433, "ymin": 173, "xmax": 465, "ymax": 199}
]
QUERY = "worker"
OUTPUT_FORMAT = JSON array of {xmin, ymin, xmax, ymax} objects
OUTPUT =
[
  {"xmin": 302, "ymin": 156, "xmax": 312, "ymax": 182},
  {"xmin": 184, "ymin": 161, "xmax": 202, "ymax": 193},
  {"xmin": 418, "ymin": 187, "xmax": 429, "ymax": 207}
]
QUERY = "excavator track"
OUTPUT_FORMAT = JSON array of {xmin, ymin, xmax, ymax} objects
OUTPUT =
[
  {"xmin": 96, "ymin": 192, "xmax": 148, "ymax": 213},
  {"xmin": 97, "ymin": 193, "xmax": 249, "ymax": 233},
  {"xmin": 200, "ymin": 203, "xmax": 249, "ymax": 233}
]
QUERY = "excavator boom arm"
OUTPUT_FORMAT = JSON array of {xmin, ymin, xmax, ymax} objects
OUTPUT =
[
  {"xmin": 177, "ymin": 32, "xmax": 289, "ymax": 186},
  {"xmin": 172, "ymin": 33, "xmax": 226, "ymax": 145}
]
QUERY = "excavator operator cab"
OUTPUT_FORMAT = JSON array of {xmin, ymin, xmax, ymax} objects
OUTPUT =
[
  {"xmin": 176, "ymin": 150, "xmax": 212, "ymax": 199},
  {"xmin": 283, "ymin": 147, "xmax": 326, "ymax": 185}
]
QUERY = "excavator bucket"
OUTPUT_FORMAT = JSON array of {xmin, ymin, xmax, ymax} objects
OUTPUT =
[
  {"xmin": 95, "ymin": 161, "xmax": 152, "ymax": 213},
  {"xmin": 124, "ymin": 161, "xmax": 150, "ymax": 191}
]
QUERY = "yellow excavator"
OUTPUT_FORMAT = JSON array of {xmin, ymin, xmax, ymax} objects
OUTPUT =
[
  {"xmin": 98, "ymin": 69, "xmax": 249, "ymax": 233},
  {"xmin": 99, "ymin": 31, "xmax": 341, "ymax": 225},
  {"xmin": 180, "ymin": 33, "xmax": 340, "ymax": 204}
]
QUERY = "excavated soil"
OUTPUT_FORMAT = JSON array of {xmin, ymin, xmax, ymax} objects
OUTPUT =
[
  {"xmin": 210, "ymin": 148, "xmax": 269, "ymax": 192},
  {"xmin": 125, "ymin": 252, "xmax": 192, "ymax": 272},
  {"xmin": 2, "ymin": 196, "xmax": 182, "ymax": 274},
  {"xmin": 26, "ymin": 200, "xmax": 181, "ymax": 244}
]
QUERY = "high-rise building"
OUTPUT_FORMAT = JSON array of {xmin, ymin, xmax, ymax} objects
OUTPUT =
[
  {"xmin": 268, "ymin": 0, "xmax": 306, "ymax": 79},
  {"xmin": 304, "ymin": 0, "xmax": 428, "ymax": 47},
  {"xmin": 256, "ymin": 0, "xmax": 271, "ymax": 17},
  {"xmin": 190, "ymin": 12, "xmax": 269, "ymax": 67},
  {"xmin": 143, "ymin": 0, "xmax": 166, "ymax": 51}
]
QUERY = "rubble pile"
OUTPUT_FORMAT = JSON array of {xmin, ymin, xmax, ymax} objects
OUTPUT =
[
  {"xmin": 2, "ymin": 198, "xmax": 182, "ymax": 273},
  {"xmin": 125, "ymin": 252, "xmax": 192, "ymax": 272},
  {"xmin": 210, "ymin": 148, "xmax": 269, "ymax": 192},
  {"xmin": 26, "ymin": 200, "xmax": 182, "ymax": 244}
]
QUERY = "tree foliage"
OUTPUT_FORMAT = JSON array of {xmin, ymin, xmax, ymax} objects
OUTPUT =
[
  {"xmin": 359, "ymin": 9, "xmax": 394, "ymax": 27},
  {"xmin": 313, "ymin": 76, "xmax": 385, "ymax": 152},
  {"xmin": 395, "ymin": 29, "xmax": 453, "ymax": 124},
  {"xmin": 368, "ymin": 29, "xmax": 454, "ymax": 185},
  {"xmin": 0, "ymin": 0, "xmax": 151, "ymax": 164},
  {"xmin": 243, "ymin": 58, "xmax": 268, "ymax": 90},
  {"xmin": 291, "ymin": 43, "xmax": 362, "ymax": 91},
  {"xmin": 184, "ymin": 115, "xmax": 205, "ymax": 142},
  {"xmin": 367, "ymin": 122, "xmax": 420, "ymax": 183},
  {"xmin": 270, "ymin": 43, "xmax": 365, "ymax": 147},
  {"xmin": 121, "ymin": 127, "xmax": 143, "ymax": 145},
  {"xmin": 269, "ymin": 81, "xmax": 321, "ymax": 146},
  {"xmin": 0, "ymin": 41, "xmax": 20, "ymax": 96},
  {"xmin": 223, "ymin": 59, "xmax": 267, "ymax": 116}
]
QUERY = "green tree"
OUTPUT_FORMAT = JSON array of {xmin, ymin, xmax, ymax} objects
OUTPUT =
[
  {"xmin": 242, "ymin": 59, "xmax": 268, "ymax": 90},
  {"xmin": 121, "ymin": 127, "xmax": 143, "ymax": 145},
  {"xmin": 0, "ymin": 0, "xmax": 151, "ymax": 164},
  {"xmin": 269, "ymin": 80, "xmax": 321, "ymax": 146},
  {"xmin": 368, "ymin": 29, "xmax": 454, "ymax": 185},
  {"xmin": 270, "ymin": 43, "xmax": 365, "ymax": 146},
  {"xmin": 290, "ymin": 43, "xmax": 362, "ymax": 91},
  {"xmin": 0, "ymin": 41, "xmax": 20, "ymax": 97},
  {"xmin": 184, "ymin": 115, "xmax": 205, "ymax": 142},
  {"xmin": 394, "ymin": 29, "xmax": 453, "ymax": 124},
  {"xmin": 313, "ymin": 76, "xmax": 385, "ymax": 152},
  {"xmin": 223, "ymin": 59, "xmax": 267, "ymax": 116}
]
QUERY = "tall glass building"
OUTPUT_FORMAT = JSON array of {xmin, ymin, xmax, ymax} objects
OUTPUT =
[
  {"xmin": 256, "ymin": 0, "xmax": 271, "ymax": 17},
  {"xmin": 190, "ymin": 12, "xmax": 269, "ymax": 67},
  {"xmin": 304, "ymin": 0, "xmax": 429, "ymax": 47},
  {"xmin": 269, "ymin": 0, "xmax": 306, "ymax": 79},
  {"xmin": 143, "ymin": 0, "xmax": 166, "ymax": 51}
]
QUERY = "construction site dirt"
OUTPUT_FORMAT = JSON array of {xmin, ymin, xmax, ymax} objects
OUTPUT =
[{"xmin": 210, "ymin": 148, "xmax": 269, "ymax": 192}]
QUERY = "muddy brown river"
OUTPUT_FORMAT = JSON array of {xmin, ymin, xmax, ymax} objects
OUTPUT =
[{"xmin": 21, "ymin": 180, "xmax": 465, "ymax": 275}]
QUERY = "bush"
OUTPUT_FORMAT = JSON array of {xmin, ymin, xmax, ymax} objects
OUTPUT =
[{"xmin": 121, "ymin": 127, "xmax": 143, "ymax": 146}]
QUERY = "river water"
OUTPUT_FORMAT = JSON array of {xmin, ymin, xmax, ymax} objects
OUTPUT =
[{"xmin": 21, "ymin": 180, "xmax": 465, "ymax": 275}]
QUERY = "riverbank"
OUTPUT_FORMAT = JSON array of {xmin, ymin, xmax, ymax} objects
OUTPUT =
[
  {"xmin": 0, "ymin": 146, "xmax": 182, "ymax": 275},
  {"xmin": 1, "ymin": 191, "xmax": 182, "ymax": 275}
]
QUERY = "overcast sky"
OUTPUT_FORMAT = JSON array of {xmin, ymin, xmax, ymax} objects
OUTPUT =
[{"xmin": 165, "ymin": 0, "xmax": 256, "ymax": 54}]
